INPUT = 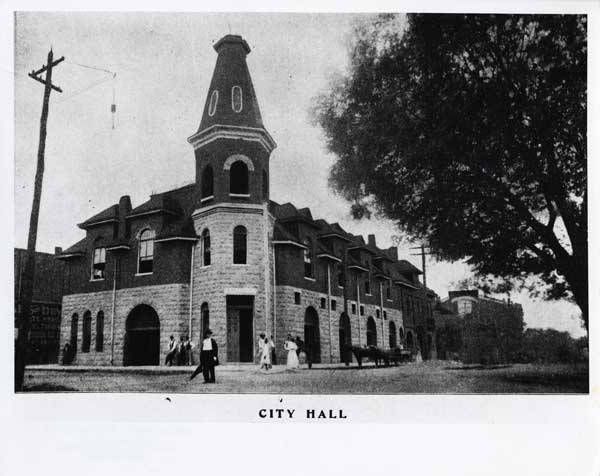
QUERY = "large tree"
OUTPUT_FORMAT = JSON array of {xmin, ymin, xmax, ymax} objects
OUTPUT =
[{"xmin": 315, "ymin": 14, "xmax": 587, "ymax": 328}]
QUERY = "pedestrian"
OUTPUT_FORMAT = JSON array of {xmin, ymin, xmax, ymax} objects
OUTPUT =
[
  {"xmin": 165, "ymin": 335, "xmax": 176, "ymax": 366},
  {"xmin": 270, "ymin": 335, "xmax": 277, "ymax": 365},
  {"xmin": 295, "ymin": 336, "xmax": 312, "ymax": 369},
  {"xmin": 257, "ymin": 333, "xmax": 266, "ymax": 369},
  {"xmin": 61, "ymin": 342, "xmax": 72, "ymax": 365},
  {"xmin": 284, "ymin": 334, "xmax": 299, "ymax": 370},
  {"xmin": 184, "ymin": 335, "xmax": 193, "ymax": 365},
  {"xmin": 190, "ymin": 329, "xmax": 218, "ymax": 383},
  {"xmin": 176, "ymin": 336, "xmax": 186, "ymax": 365},
  {"xmin": 261, "ymin": 336, "xmax": 274, "ymax": 370}
]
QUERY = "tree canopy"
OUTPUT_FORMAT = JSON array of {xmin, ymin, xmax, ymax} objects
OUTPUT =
[{"xmin": 314, "ymin": 14, "xmax": 587, "ymax": 327}]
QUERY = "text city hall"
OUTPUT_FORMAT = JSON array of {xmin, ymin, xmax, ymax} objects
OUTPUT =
[{"xmin": 259, "ymin": 409, "xmax": 348, "ymax": 419}]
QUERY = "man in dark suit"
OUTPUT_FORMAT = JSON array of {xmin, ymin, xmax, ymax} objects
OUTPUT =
[{"xmin": 190, "ymin": 329, "xmax": 218, "ymax": 383}]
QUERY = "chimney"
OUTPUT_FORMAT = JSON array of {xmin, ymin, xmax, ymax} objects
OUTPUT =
[
  {"xmin": 54, "ymin": 246, "xmax": 62, "ymax": 255},
  {"xmin": 388, "ymin": 246, "xmax": 398, "ymax": 260},
  {"xmin": 368, "ymin": 234, "xmax": 376, "ymax": 247},
  {"xmin": 118, "ymin": 195, "xmax": 132, "ymax": 239}
]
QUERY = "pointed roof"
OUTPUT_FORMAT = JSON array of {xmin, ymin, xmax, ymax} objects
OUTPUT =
[
  {"xmin": 78, "ymin": 204, "xmax": 119, "ymax": 229},
  {"xmin": 197, "ymin": 34, "xmax": 264, "ymax": 132}
]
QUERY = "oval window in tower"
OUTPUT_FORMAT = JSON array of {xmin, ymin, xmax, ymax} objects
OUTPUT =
[
  {"xmin": 208, "ymin": 90, "xmax": 219, "ymax": 117},
  {"xmin": 232, "ymin": 85, "xmax": 243, "ymax": 113}
]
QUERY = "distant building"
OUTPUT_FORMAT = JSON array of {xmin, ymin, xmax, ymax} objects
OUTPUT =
[
  {"xmin": 14, "ymin": 247, "xmax": 65, "ymax": 364},
  {"xmin": 444, "ymin": 290, "xmax": 524, "ymax": 364},
  {"xmin": 54, "ymin": 34, "xmax": 438, "ymax": 367}
]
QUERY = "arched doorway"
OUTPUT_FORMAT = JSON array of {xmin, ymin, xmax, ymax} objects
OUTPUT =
[
  {"xmin": 406, "ymin": 330, "xmax": 414, "ymax": 350},
  {"xmin": 366, "ymin": 316, "xmax": 377, "ymax": 347},
  {"xmin": 304, "ymin": 307, "xmax": 321, "ymax": 364},
  {"xmin": 339, "ymin": 312, "xmax": 351, "ymax": 363},
  {"xmin": 124, "ymin": 304, "xmax": 160, "ymax": 366}
]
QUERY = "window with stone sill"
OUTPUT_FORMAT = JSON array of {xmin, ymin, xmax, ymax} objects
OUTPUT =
[{"xmin": 138, "ymin": 229, "xmax": 155, "ymax": 274}]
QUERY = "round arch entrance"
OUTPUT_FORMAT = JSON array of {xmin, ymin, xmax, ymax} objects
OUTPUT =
[
  {"xmin": 124, "ymin": 304, "xmax": 160, "ymax": 366},
  {"xmin": 304, "ymin": 307, "xmax": 321, "ymax": 364},
  {"xmin": 339, "ymin": 312, "xmax": 351, "ymax": 364},
  {"xmin": 366, "ymin": 316, "xmax": 377, "ymax": 347}
]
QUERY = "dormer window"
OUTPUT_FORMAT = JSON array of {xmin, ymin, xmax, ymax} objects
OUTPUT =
[
  {"xmin": 208, "ymin": 90, "xmax": 219, "ymax": 116},
  {"xmin": 303, "ymin": 237, "xmax": 313, "ymax": 278},
  {"xmin": 232, "ymin": 86, "xmax": 242, "ymax": 112},
  {"xmin": 91, "ymin": 247, "xmax": 106, "ymax": 280},
  {"xmin": 138, "ymin": 229, "xmax": 155, "ymax": 274}
]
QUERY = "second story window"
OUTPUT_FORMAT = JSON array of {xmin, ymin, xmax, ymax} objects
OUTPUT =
[
  {"xmin": 365, "ymin": 277, "xmax": 371, "ymax": 295},
  {"xmin": 138, "ymin": 229, "xmax": 155, "ymax": 274},
  {"xmin": 202, "ymin": 229, "xmax": 211, "ymax": 266},
  {"xmin": 303, "ymin": 238, "xmax": 313, "ymax": 278},
  {"xmin": 386, "ymin": 280, "xmax": 391, "ymax": 299},
  {"xmin": 233, "ymin": 225, "xmax": 247, "ymax": 264},
  {"xmin": 201, "ymin": 165, "xmax": 214, "ymax": 199},
  {"xmin": 91, "ymin": 247, "xmax": 106, "ymax": 280},
  {"xmin": 337, "ymin": 264, "xmax": 344, "ymax": 287}
]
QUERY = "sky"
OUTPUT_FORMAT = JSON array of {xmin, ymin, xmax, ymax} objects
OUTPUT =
[{"xmin": 13, "ymin": 12, "xmax": 585, "ymax": 338}]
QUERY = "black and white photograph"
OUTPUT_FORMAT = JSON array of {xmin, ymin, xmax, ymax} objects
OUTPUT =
[{"xmin": 11, "ymin": 11, "xmax": 590, "ymax": 395}]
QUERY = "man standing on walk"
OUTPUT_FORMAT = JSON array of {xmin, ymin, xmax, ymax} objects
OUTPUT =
[{"xmin": 190, "ymin": 329, "xmax": 218, "ymax": 383}]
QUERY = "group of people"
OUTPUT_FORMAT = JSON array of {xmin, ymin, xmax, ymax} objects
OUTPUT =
[
  {"xmin": 165, "ymin": 335, "xmax": 194, "ymax": 366},
  {"xmin": 257, "ymin": 334, "xmax": 312, "ymax": 371}
]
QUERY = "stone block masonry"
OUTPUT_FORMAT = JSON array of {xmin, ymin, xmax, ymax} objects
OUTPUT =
[{"xmin": 60, "ymin": 283, "xmax": 190, "ymax": 366}]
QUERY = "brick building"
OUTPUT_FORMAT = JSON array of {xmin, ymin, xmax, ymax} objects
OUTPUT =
[
  {"xmin": 15, "ymin": 248, "xmax": 65, "ymax": 364},
  {"xmin": 445, "ymin": 290, "xmax": 525, "ymax": 364},
  {"xmin": 57, "ymin": 34, "xmax": 436, "ymax": 366}
]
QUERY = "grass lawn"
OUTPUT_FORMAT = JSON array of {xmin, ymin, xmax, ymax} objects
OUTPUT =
[{"xmin": 21, "ymin": 360, "xmax": 588, "ymax": 394}]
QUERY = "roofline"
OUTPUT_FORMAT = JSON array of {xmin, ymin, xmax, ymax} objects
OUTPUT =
[
  {"xmin": 316, "ymin": 253, "xmax": 342, "ymax": 263},
  {"xmin": 348, "ymin": 245, "xmax": 377, "ymax": 255},
  {"xmin": 348, "ymin": 264, "xmax": 369, "ymax": 273},
  {"xmin": 272, "ymin": 240, "xmax": 307, "ymax": 249},
  {"xmin": 394, "ymin": 280, "xmax": 418, "ymax": 290},
  {"xmin": 155, "ymin": 236, "xmax": 198, "ymax": 243},
  {"xmin": 187, "ymin": 124, "xmax": 277, "ymax": 154},
  {"xmin": 126, "ymin": 209, "xmax": 178, "ymax": 220},
  {"xmin": 106, "ymin": 245, "xmax": 131, "ymax": 251},
  {"xmin": 77, "ymin": 218, "xmax": 118, "ymax": 229},
  {"xmin": 56, "ymin": 252, "xmax": 85, "ymax": 259},
  {"xmin": 318, "ymin": 232, "xmax": 352, "ymax": 242}
]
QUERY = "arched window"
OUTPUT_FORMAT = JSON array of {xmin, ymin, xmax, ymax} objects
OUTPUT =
[
  {"xmin": 262, "ymin": 168, "xmax": 269, "ymax": 200},
  {"xmin": 82, "ymin": 310, "xmax": 92, "ymax": 353},
  {"xmin": 232, "ymin": 85, "xmax": 243, "ymax": 112},
  {"xmin": 389, "ymin": 321, "xmax": 397, "ymax": 348},
  {"xmin": 201, "ymin": 302, "xmax": 209, "ymax": 337},
  {"xmin": 138, "ymin": 229, "xmax": 155, "ymax": 274},
  {"xmin": 70, "ymin": 313, "xmax": 79, "ymax": 354},
  {"xmin": 96, "ymin": 311, "xmax": 104, "ymax": 352},
  {"xmin": 201, "ymin": 165, "xmax": 214, "ymax": 199},
  {"xmin": 366, "ymin": 316, "xmax": 377, "ymax": 347},
  {"xmin": 230, "ymin": 161, "xmax": 249, "ymax": 195},
  {"xmin": 399, "ymin": 327, "xmax": 405, "ymax": 341},
  {"xmin": 91, "ymin": 246, "xmax": 106, "ymax": 280},
  {"xmin": 303, "ymin": 237, "xmax": 313, "ymax": 278},
  {"xmin": 202, "ymin": 229, "xmax": 211, "ymax": 266},
  {"xmin": 208, "ymin": 90, "xmax": 218, "ymax": 116},
  {"xmin": 233, "ymin": 226, "xmax": 247, "ymax": 264}
]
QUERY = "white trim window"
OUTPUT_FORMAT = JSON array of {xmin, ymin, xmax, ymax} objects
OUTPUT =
[
  {"xmin": 208, "ymin": 90, "xmax": 219, "ymax": 116},
  {"xmin": 91, "ymin": 247, "xmax": 106, "ymax": 280},
  {"xmin": 458, "ymin": 299, "xmax": 473, "ymax": 316},
  {"xmin": 232, "ymin": 85, "xmax": 243, "ymax": 112},
  {"xmin": 138, "ymin": 229, "xmax": 156, "ymax": 274}
]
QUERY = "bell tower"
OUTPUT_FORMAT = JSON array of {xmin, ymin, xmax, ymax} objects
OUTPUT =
[
  {"xmin": 187, "ymin": 35, "xmax": 276, "ymax": 364},
  {"xmin": 188, "ymin": 34, "xmax": 276, "ymax": 206}
]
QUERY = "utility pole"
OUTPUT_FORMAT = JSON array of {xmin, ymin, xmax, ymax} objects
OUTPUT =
[
  {"xmin": 15, "ymin": 49, "xmax": 64, "ymax": 391},
  {"xmin": 410, "ymin": 244, "xmax": 433, "ymax": 289}
]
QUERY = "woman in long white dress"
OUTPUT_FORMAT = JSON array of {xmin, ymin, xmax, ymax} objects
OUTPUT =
[{"xmin": 284, "ymin": 334, "xmax": 299, "ymax": 370}]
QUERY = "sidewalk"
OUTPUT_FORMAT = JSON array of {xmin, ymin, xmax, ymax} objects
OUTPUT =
[{"xmin": 26, "ymin": 362, "xmax": 379, "ymax": 373}]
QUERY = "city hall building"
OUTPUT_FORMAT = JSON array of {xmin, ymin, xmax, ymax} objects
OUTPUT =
[{"xmin": 57, "ymin": 34, "xmax": 436, "ymax": 366}]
